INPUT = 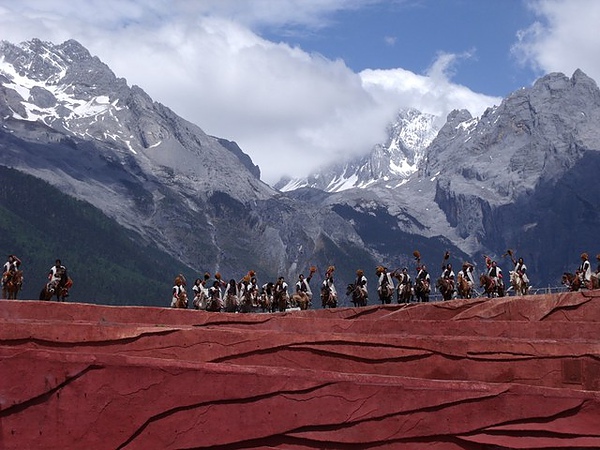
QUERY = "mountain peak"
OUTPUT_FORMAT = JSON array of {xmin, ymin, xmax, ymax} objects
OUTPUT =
[{"xmin": 276, "ymin": 108, "xmax": 439, "ymax": 193}]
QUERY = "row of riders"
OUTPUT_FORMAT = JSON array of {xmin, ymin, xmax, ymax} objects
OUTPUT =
[
  {"xmin": 3, "ymin": 251, "xmax": 597, "ymax": 305},
  {"xmin": 169, "ymin": 249, "xmax": 533, "ymax": 313},
  {"xmin": 1, "ymin": 256, "xmax": 73, "ymax": 301},
  {"xmin": 378, "ymin": 250, "xmax": 600, "ymax": 303},
  {"xmin": 169, "ymin": 250, "xmax": 600, "ymax": 312},
  {"xmin": 171, "ymin": 266, "xmax": 339, "ymax": 312}
]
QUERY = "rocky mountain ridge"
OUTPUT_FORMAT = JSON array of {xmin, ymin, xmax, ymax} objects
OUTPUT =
[
  {"xmin": 304, "ymin": 69, "xmax": 600, "ymax": 285},
  {"xmin": 1, "ymin": 38, "xmax": 599, "ymax": 298},
  {"xmin": 0, "ymin": 39, "xmax": 377, "ymax": 301}
]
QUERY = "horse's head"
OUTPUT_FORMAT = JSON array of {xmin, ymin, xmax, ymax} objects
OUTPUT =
[{"xmin": 346, "ymin": 283, "xmax": 354, "ymax": 295}]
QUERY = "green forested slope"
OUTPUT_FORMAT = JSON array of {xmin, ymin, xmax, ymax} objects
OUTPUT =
[{"xmin": 0, "ymin": 166, "xmax": 193, "ymax": 306}]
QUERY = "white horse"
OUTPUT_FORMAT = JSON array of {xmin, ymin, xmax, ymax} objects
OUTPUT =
[{"xmin": 509, "ymin": 271, "xmax": 528, "ymax": 296}]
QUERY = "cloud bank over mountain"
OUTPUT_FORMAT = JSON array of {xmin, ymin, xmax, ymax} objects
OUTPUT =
[{"xmin": 0, "ymin": 0, "xmax": 598, "ymax": 183}]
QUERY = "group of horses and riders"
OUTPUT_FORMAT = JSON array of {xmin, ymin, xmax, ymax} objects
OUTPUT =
[
  {"xmin": 171, "ymin": 266, "xmax": 340, "ymax": 313},
  {"xmin": 169, "ymin": 248, "xmax": 537, "ymax": 314},
  {"xmin": 371, "ymin": 249, "xmax": 535, "ymax": 305},
  {"xmin": 561, "ymin": 252, "xmax": 600, "ymax": 292},
  {"xmin": 1, "ymin": 255, "xmax": 73, "ymax": 301}
]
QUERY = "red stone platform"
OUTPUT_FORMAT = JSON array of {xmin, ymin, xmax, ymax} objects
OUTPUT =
[{"xmin": 1, "ymin": 291, "xmax": 600, "ymax": 449}]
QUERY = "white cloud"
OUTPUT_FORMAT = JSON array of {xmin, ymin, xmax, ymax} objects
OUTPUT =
[
  {"xmin": 513, "ymin": 0, "xmax": 600, "ymax": 83},
  {"xmin": 0, "ymin": 0, "xmax": 501, "ymax": 184}
]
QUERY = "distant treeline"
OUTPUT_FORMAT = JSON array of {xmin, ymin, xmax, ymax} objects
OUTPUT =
[{"xmin": 0, "ymin": 165, "xmax": 192, "ymax": 306}]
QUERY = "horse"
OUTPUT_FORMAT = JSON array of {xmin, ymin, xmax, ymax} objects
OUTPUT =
[
  {"xmin": 509, "ymin": 271, "xmax": 528, "ymax": 296},
  {"xmin": 396, "ymin": 281, "xmax": 413, "ymax": 303},
  {"xmin": 479, "ymin": 274, "xmax": 504, "ymax": 298},
  {"xmin": 456, "ymin": 275, "xmax": 472, "ymax": 299},
  {"xmin": 173, "ymin": 291, "xmax": 188, "ymax": 308},
  {"xmin": 562, "ymin": 272, "xmax": 582, "ymax": 291},
  {"xmin": 2, "ymin": 270, "xmax": 23, "ymax": 299},
  {"xmin": 377, "ymin": 282, "xmax": 394, "ymax": 305},
  {"xmin": 39, "ymin": 277, "xmax": 72, "ymax": 302},
  {"xmin": 273, "ymin": 290, "xmax": 288, "ymax": 312},
  {"xmin": 591, "ymin": 273, "xmax": 600, "ymax": 290},
  {"xmin": 193, "ymin": 290, "xmax": 207, "ymax": 310},
  {"xmin": 292, "ymin": 292, "xmax": 311, "ymax": 310},
  {"xmin": 414, "ymin": 278, "xmax": 430, "ymax": 302},
  {"xmin": 223, "ymin": 293, "xmax": 238, "ymax": 312},
  {"xmin": 238, "ymin": 289, "xmax": 254, "ymax": 313},
  {"xmin": 320, "ymin": 285, "xmax": 337, "ymax": 308},
  {"xmin": 259, "ymin": 291, "xmax": 272, "ymax": 312},
  {"xmin": 205, "ymin": 293, "xmax": 222, "ymax": 312},
  {"xmin": 346, "ymin": 283, "xmax": 367, "ymax": 307},
  {"xmin": 436, "ymin": 277, "xmax": 454, "ymax": 301}
]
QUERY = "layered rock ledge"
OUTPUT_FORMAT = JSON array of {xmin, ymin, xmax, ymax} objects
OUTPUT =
[{"xmin": 1, "ymin": 291, "xmax": 600, "ymax": 449}]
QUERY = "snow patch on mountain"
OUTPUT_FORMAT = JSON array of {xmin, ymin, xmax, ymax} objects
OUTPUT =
[{"xmin": 276, "ymin": 108, "xmax": 439, "ymax": 193}]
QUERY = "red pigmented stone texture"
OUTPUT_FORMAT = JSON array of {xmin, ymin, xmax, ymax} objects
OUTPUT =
[{"xmin": 1, "ymin": 291, "xmax": 600, "ymax": 449}]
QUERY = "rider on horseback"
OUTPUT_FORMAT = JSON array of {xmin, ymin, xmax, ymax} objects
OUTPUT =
[
  {"xmin": 48, "ymin": 259, "xmax": 70, "ymax": 297},
  {"xmin": 354, "ymin": 269, "xmax": 368, "ymax": 301},
  {"xmin": 441, "ymin": 263, "xmax": 455, "ymax": 288},
  {"xmin": 579, "ymin": 253, "xmax": 592, "ymax": 287},
  {"xmin": 295, "ymin": 269, "xmax": 314, "ymax": 302},
  {"xmin": 416, "ymin": 264, "xmax": 430, "ymax": 283},
  {"xmin": 395, "ymin": 267, "xmax": 412, "ymax": 303},
  {"xmin": 2, "ymin": 254, "xmax": 21, "ymax": 288},
  {"xmin": 207, "ymin": 280, "xmax": 223, "ymax": 311},
  {"xmin": 456, "ymin": 262, "xmax": 475, "ymax": 298},
  {"xmin": 171, "ymin": 274, "xmax": 188, "ymax": 308},
  {"xmin": 487, "ymin": 260, "xmax": 503, "ymax": 291},
  {"xmin": 397, "ymin": 267, "xmax": 411, "ymax": 286},
  {"xmin": 457, "ymin": 262, "xmax": 475, "ymax": 288},
  {"xmin": 321, "ymin": 266, "xmax": 337, "ymax": 308},
  {"xmin": 506, "ymin": 250, "xmax": 530, "ymax": 294},
  {"xmin": 376, "ymin": 266, "xmax": 395, "ymax": 304},
  {"xmin": 247, "ymin": 276, "xmax": 260, "ymax": 306},
  {"xmin": 192, "ymin": 276, "xmax": 209, "ymax": 309}
]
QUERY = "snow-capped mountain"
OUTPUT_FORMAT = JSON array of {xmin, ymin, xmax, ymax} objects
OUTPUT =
[
  {"xmin": 276, "ymin": 109, "xmax": 439, "ymax": 192},
  {"xmin": 0, "ymin": 39, "xmax": 379, "ymax": 296},
  {"xmin": 1, "ymin": 38, "xmax": 599, "ymax": 296},
  {"xmin": 302, "ymin": 69, "xmax": 600, "ymax": 286}
]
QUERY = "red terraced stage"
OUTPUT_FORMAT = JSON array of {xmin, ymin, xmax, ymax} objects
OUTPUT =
[{"xmin": 1, "ymin": 292, "xmax": 600, "ymax": 449}]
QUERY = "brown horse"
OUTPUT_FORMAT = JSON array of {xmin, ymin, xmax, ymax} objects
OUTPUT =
[
  {"xmin": 346, "ymin": 283, "xmax": 367, "ymax": 307},
  {"xmin": 456, "ymin": 275, "xmax": 472, "ymax": 299},
  {"xmin": 173, "ymin": 291, "xmax": 188, "ymax": 308},
  {"xmin": 479, "ymin": 274, "xmax": 504, "ymax": 298},
  {"xmin": 259, "ymin": 292, "xmax": 272, "ymax": 312},
  {"xmin": 2, "ymin": 270, "xmax": 23, "ymax": 299},
  {"xmin": 396, "ymin": 281, "xmax": 413, "ymax": 303},
  {"xmin": 562, "ymin": 272, "xmax": 582, "ymax": 291},
  {"xmin": 292, "ymin": 292, "xmax": 311, "ymax": 310},
  {"xmin": 377, "ymin": 282, "xmax": 394, "ymax": 305},
  {"xmin": 39, "ymin": 277, "xmax": 72, "ymax": 302},
  {"xmin": 591, "ymin": 273, "xmax": 600, "ymax": 290},
  {"xmin": 273, "ymin": 290, "xmax": 288, "ymax": 312},
  {"xmin": 436, "ymin": 277, "xmax": 454, "ymax": 301},
  {"xmin": 414, "ymin": 278, "xmax": 430, "ymax": 302},
  {"xmin": 223, "ymin": 294, "xmax": 238, "ymax": 312},
  {"xmin": 238, "ymin": 288, "xmax": 257, "ymax": 313},
  {"xmin": 205, "ymin": 294, "xmax": 221, "ymax": 312},
  {"xmin": 320, "ymin": 285, "xmax": 337, "ymax": 308}
]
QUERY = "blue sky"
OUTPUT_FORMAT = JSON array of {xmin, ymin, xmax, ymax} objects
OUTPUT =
[
  {"xmin": 261, "ymin": 1, "xmax": 538, "ymax": 97},
  {"xmin": 0, "ymin": 0, "xmax": 598, "ymax": 183}
]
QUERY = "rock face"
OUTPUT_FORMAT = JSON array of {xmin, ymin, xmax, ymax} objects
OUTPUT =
[
  {"xmin": 1, "ymin": 292, "xmax": 600, "ymax": 449},
  {"xmin": 0, "ymin": 39, "xmax": 378, "ymax": 289}
]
